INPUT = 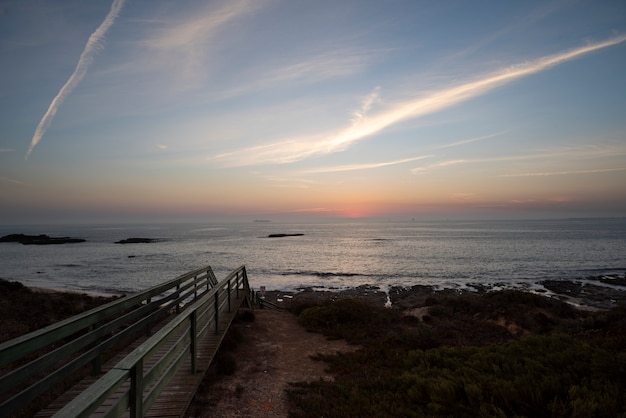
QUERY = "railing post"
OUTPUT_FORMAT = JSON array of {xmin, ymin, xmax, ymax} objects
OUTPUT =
[
  {"xmin": 146, "ymin": 297, "xmax": 153, "ymax": 336},
  {"xmin": 190, "ymin": 310, "xmax": 197, "ymax": 374},
  {"xmin": 227, "ymin": 279, "xmax": 232, "ymax": 313},
  {"xmin": 176, "ymin": 284, "xmax": 181, "ymax": 314},
  {"xmin": 236, "ymin": 271, "xmax": 240, "ymax": 298},
  {"xmin": 194, "ymin": 275, "xmax": 198, "ymax": 301},
  {"xmin": 214, "ymin": 292, "xmax": 219, "ymax": 335},
  {"xmin": 130, "ymin": 359, "xmax": 144, "ymax": 418}
]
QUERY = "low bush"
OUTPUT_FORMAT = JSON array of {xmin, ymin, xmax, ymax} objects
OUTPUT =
[
  {"xmin": 288, "ymin": 296, "xmax": 626, "ymax": 418},
  {"xmin": 297, "ymin": 298, "xmax": 409, "ymax": 344}
]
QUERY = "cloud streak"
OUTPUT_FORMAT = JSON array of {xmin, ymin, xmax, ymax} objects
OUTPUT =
[
  {"xmin": 143, "ymin": 0, "xmax": 263, "ymax": 88},
  {"xmin": 410, "ymin": 144, "xmax": 626, "ymax": 175},
  {"xmin": 0, "ymin": 176, "xmax": 25, "ymax": 185},
  {"xmin": 223, "ymin": 50, "xmax": 376, "ymax": 98},
  {"xmin": 214, "ymin": 34, "xmax": 626, "ymax": 167},
  {"xmin": 304, "ymin": 155, "xmax": 433, "ymax": 173},
  {"xmin": 438, "ymin": 131, "xmax": 506, "ymax": 149},
  {"xmin": 337, "ymin": 34, "xmax": 626, "ymax": 151},
  {"xmin": 25, "ymin": 0, "xmax": 125, "ymax": 159},
  {"xmin": 501, "ymin": 167, "xmax": 626, "ymax": 177}
]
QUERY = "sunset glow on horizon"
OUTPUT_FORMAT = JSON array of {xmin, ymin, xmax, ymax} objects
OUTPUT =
[{"xmin": 1, "ymin": 1, "xmax": 625, "ymax": 223}]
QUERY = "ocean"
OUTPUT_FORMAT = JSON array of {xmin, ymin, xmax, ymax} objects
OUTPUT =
[{"xmin": 0, "ymin": 218, "xmax": 625, "ymax": 296}]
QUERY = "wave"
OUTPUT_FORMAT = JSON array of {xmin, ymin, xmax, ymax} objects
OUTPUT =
[{"xmin": 282, "ymin": 270, "xmax": 373, "ymax": 279}]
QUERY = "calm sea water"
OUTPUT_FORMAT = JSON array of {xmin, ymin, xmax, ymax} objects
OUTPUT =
[{"xmin": 0, "ymin": 219, "xmax": 625, "ymax": 295}]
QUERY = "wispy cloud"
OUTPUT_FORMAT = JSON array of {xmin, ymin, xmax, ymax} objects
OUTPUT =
[
  {"xmin": 438, "ymin": 131, "xmax": 506, "ymax": 149},
  {"xmin": 211, "ymin": 132, "xmax": 331, "ymax": 165},
  {"xmin": 0, "ymin": 176, "xmax": 25, "ymax": 185},
  {"xmin": 341, "ymin": 34, "xmax": 626, "ymax": 150},
  {"xmin": 256, "ymin": 173, "xmax": 318, "ymax": 189},
  {"xmin": 350, "ymin": 87, "xmax": 381, "ymax": 126},
  {"xmin": 0, "ymin": 148, "xmax": 15, "ymax": 153},
  {"xmin": 144, "ymin": 0, "xmax": 260, "ymax": 50},
  {"xmin": 410, "ymin": 145, "xmax": 626, "ymax": 175},
  {"xmin": 143, "ymin": 0, "xmax": 263, "ymax": 87},
  {"xmin": 224, "ymin": 50, "xmax": 376, "ymax": 98},
  {"xmin": 26, "ymin": 0, "xmax": 125, "ymax": 159},
  {"xmin": 450, "ymin": 1, "xmax": 566, "ymax": 60},
  {"xmin": 304, "ymin": 155, "xmax": 433, "ymax": 174},
  {"xmin": 213, "ymin": 35, "xmax": 626, "ymax": 167},
  {"xmin": 501, "ymin": 167, "xmax": 626, "ymax": 177}
]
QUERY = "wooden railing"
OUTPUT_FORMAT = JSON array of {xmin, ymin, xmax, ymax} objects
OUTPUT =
[
  {"xmin": 0, "ymin": 265, "xmax": 223, "ymax": 417},
  {"xmin": 53, "ymin": 265, "xmax": 253, "ymax": 417}
]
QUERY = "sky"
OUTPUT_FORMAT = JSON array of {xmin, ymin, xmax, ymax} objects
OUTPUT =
[{"xmin": 1, "ymin": 0, "xmax": 625, "ymax": 223}]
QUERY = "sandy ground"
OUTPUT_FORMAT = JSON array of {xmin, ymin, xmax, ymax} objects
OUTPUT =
[{"xmin": 186, "ymin": 308, "xmax": 357, "ymax": 418}]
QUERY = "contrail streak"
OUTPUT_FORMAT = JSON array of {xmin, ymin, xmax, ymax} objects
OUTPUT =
[{"xmin": 25, "ymin": 0, "xmax": 125, "ymax": 159}]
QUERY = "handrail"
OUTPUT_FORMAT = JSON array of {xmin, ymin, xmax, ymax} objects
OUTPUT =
[
  {"xmin": 52, "ymin": 265, "xmax": 252, "ymax": 417},
  {"xmin": 0, "ymin": 265, "xmax": 219, "ymax": 417}
]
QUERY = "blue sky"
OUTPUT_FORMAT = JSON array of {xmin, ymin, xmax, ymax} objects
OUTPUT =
[{"xmin": 1, "ymin": 0, "xmax": 625, "ymax": 223}]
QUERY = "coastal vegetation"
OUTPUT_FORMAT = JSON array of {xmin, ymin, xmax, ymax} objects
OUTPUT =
[
  {"xmin": 288, "ymin": 292, "xmax": 626, "ymax": 418},
  {"xmin": 0, "ymin": 279, "xmax": 116, "ymax": 343}
]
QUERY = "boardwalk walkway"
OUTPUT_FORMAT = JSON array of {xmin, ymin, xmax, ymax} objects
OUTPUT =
[
  {"xmin": 0, "ymin": 265, "xmax": 256, "ymax": 418},
  {"xmin": 36, "ymin": 293, "xmax": 247, "ymax": 418},
  {"xmin": 143, "ymin": 293, "xmax": 248, "ymax": 418}
]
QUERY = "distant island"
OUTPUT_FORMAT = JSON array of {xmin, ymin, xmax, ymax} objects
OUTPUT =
[
  {"xmin": 267, "ymin": 233, "xmax": 304, "ymax": 238},
  {"xmin": 115, "ymin": 238, "xmax": 159, "ymax": 244},
  {"xmin": 0, "ymin": 234, "xmax": 86, "ymax": 245},
  {"xmin": 254, "ymin": 220, "xmax": 271, "ymax": 222}
]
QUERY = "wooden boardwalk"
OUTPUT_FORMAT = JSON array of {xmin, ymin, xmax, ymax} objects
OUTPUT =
[
  {"xmin": 1, "ymin": 266, "xmax": 256, "ymax": 418},
  {"xmin": 143, "ymin": 302, "xmax": 245, "ymax": 418},
  {"xmin": 35, "ymin": 293, "xmax": 247, "ymax": 417}
]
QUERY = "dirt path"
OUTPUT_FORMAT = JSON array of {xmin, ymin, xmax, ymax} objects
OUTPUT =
[{"xmin": 186, "ymin": 309, "xmax": 357, "ymax": 418}]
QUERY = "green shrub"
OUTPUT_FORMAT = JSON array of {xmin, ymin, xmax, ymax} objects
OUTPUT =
[
  {"xmin": 297, "ymin": 298, "xmax": 407, "ymax": 344},
  {"xmin": 288, "ymin": 298, "xmax": 626, "ymax": 418},
  {"xmin": 401, "ymin": 334, "xmax": 625, "ymax": 417},
  {"xmin": 287, "ymin": 297, "xmax": 325, "ymax": 316}
]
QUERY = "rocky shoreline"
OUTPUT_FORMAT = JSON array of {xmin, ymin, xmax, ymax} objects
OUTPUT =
[{"xmin": 258, "ymin": 273, "xmax": 626, "ymax": 311}]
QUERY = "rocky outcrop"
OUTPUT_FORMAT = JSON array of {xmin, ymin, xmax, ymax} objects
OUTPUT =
[
  {"xmin": 540, "ymin": 276, "xmax": 626, "ymax": 309},
  {"xmin": 0, "ymin": 234, "xmax": 86, "ymax": 245},
  {"xmin": 267, "ymin": 233, "xmax": 304, "ymax": 238},
  {"xmin": 115, "ymin": 237, "xmax": 159, "ymax": 244}
]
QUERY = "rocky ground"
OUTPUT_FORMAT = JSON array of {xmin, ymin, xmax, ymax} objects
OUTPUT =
[
  {"xmin": 185, "ymin": 309, "xmax": 358, "ymax": 418},
  {"xmin": 256, "ymin": 273, "xmax": 626, "ymax": 311}
]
